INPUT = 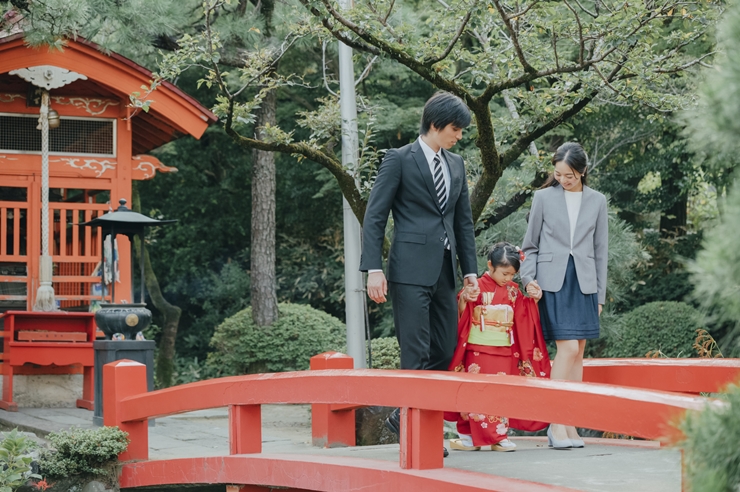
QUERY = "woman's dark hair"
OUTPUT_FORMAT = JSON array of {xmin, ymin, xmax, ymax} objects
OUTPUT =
[
  {"xmin": 420, "ymin": 91, "xmax": 472, "ymax": 135},
  {"xmin": 487, "ymin": 242, "xmax": 521, "ymax": 272},
  {"xmin": 542, "ymin": 141, "xmax": 589, "ymax": 188}
]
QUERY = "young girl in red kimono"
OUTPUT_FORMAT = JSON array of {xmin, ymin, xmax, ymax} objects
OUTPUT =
[{"xmin": 445, "ymin": 242, "xmax": 551, "ymax": 452}]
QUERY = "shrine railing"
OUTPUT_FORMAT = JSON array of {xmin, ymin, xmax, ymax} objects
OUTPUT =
[{"xmin": 49, "ymin": 201, "xmax": 110, "ymax": 308}]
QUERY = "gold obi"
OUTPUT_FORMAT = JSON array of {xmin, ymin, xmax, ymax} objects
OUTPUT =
[{"xmin": 468, "ymin": 302, "xmax": 513, "ymax": 347}]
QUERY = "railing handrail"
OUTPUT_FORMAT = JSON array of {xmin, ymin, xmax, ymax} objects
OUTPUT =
[
  {"xmin": 115, "ymin": 368, "xmax": 717, "ymax": 440},
  {"xmin": 583, "ymin": 358, "xmax": 740, "ymax": 368}
]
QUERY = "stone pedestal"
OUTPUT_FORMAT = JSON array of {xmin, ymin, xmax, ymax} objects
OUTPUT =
[
  {"xmin": 355, "ymin": 406, "xmax": 399, "ymax": 446},
  {"xmin": 93, "ymin": 340, "xmax": 155, "ymax": 426}
]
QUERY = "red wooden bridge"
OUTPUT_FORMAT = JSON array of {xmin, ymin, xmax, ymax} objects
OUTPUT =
[{"xmin": 102, "ymin": 353, "xmax": 740, "ymax": 491}]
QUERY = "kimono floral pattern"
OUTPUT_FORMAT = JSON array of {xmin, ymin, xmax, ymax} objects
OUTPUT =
[{"xmin": 447, "ymin": 275, "xmax": 551, "ymax": 446}]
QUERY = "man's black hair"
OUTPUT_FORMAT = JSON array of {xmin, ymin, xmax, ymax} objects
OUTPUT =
[{"xmin": 419, "ymin": 91, "xmax": 472, "ymax": 135}]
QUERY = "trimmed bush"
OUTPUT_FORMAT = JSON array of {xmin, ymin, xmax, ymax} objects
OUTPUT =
[
  {"xmin": 208, "ymin": 303, "xmax": 345, "ymax": 375},
  {"xmin": 370, "ymin": 337, "xmax": 400, "ymax": 369},
  {"xmin": 604, "ymin": 301, "xmax": 702, "ymax": 358},
  {"xmin": 680, "ymin": 381, "xmax": 740, "ymax": 491},
  {"xmin": 38, "ymin": 427, "xmax": 129, "ymax": 478}
]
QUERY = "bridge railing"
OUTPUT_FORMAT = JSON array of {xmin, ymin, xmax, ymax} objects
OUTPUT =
[{"xmin": 103, "ymin": 353, "xmax": 740, "ymax": 471}]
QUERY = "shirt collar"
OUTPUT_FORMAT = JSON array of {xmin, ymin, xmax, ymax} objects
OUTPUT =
[{"xmin": 417, "ymin": 136, "xmax": 441, "ymax": 164}]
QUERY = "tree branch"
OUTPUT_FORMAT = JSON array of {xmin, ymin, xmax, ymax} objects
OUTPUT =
[
  {"xmin": 492, "ymin": 0, "xmax": 536, "ymax": 73},
  {"xmin": 475, "ymin": 171, "xmax": 549, "ymax": 233},
  {"xmin": 563, "ymin": 0, "xmax": 585, "ymax": 65},
  {"xmin": 506, "ymin": 1, "xmax": 541, "ymax": 21},
  {"xmin": 298, "ymin": 0, "xmax": 471, "ymax": 99},
  {"xmin": 300, "ymin": 0, "xmax": 381, "ymax": 55},
  {"xmin": 424, "ymin": 11, "xmax": 471, "ymax": 65},
  {"xmin": 223, "ymin": 99, "xmax": 366, "ymax": 223},
  {"xmin": 654, "ymin": 51, "xmax": 716, "ymax": 74},
  {"xmin": 572, "ymin": 0, "xmax": 598, "ymax": 18}
]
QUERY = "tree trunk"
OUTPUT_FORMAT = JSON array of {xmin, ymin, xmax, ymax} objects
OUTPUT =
[
  {"xmin": 660, "ymin": 159, "xmax": 689, "ymax": 237},
  {"xmin": 660, "ymin": 192, "xmax": 688, "ymax": 237},
  {"xmin": 251, "ymin": 88, "xmax": 279, "ymax": 327},
  {"xmin": 132, "ymin": 185, "xmax": 182, "ymax": 388}
]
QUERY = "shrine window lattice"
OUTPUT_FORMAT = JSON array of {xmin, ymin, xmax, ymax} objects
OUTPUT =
[{"xmin": 0, "ymin": 113, "xmax": 115, "ymax": 157}]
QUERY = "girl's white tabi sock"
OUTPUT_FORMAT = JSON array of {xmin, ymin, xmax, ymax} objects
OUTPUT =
[{"xmin": 457, "ymin": 433, "xmax": 474, "ymax": 447}]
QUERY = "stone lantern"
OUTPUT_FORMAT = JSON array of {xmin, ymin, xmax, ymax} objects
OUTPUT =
[{"xmin": 81, "ymin": 198, "xmax": 175, "ymax": 340}]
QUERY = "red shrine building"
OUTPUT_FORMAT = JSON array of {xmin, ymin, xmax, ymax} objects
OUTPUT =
[{"xmin": 0, "ymin": 33, "xmax": 216, "ymax": 311}]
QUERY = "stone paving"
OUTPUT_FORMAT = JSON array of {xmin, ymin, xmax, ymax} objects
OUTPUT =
[{"xmin": 0, "ymin": 405, "xmax": 681, "ymax": 492}]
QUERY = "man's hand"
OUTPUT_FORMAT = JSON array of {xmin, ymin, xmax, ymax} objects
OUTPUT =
[
  {"xmin": 367, "ymin": 271, "xmax": 388, "ymax": 303},
  {"xmin": 464, "ymin": 275, "xmax": 479, "ymax": 292},
  {"xmin": 526, "ymin": 280, "xmax": 543, "ymax": 301}
]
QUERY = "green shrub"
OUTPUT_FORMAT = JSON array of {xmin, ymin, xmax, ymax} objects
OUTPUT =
[
  {"xmin": 680, "ymin": 381, "xmax": 740, "ymax": 491},
  {"xmin": 370, "ymin": 337, "xmax": 400, "ymax": 369},
  {"xmin": 207, "ymin": 303, "xmax": 345, "ymax": 376},
  {"xmin": 38, "ymin": 427, "xmax": 129, "ymax": 479},
  {"xmin": 604, "ymin": 301, "xmax": 702, "ymax": 358},
  {"xmin": 0, "ymin": 429, "xmax": 40, "ymax": 491}
]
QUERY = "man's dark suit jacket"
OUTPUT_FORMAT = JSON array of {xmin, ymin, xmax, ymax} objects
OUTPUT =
[{"xmin": 360, "ymin": 139, "xmax": 477, "ymax": 285}]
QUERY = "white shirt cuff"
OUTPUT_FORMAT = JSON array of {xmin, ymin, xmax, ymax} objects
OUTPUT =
[
  {"xmin": 464, "ymin": 273, "xmax": 477, "ymax": 279},
  {"xmin": 368, "ymin": 269, "xmax": 383, "ymax": 274}
]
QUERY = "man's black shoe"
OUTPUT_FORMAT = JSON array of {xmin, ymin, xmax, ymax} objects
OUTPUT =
[
  {"xmin": 444, "ymin": 447, "xmax": 449, "ymax": 458},
  {"xmin": 384, "ymin": 408, "xmax": 400, "ymax": 437}
]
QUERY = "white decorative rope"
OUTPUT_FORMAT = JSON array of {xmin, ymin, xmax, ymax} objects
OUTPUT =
[{"xmin": 33, "ymin": 90, "xmax": 56, "ymax": 311}]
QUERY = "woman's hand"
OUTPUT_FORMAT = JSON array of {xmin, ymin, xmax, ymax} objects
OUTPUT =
[
  {"xmin": 598, "ymin": 304, "xmax": 603, "ymax": 316},
  {"xmin": 526, "ymin": 281, "xmax": 543, "ymax": 301}
]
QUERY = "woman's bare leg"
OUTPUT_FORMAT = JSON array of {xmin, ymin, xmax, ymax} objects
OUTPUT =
[
  {"xmin": 549, "ymin": 339, "xmax": 581, "ymax": 441},
  {"xmin": 564, "ymin": 340, "xmax": 586, "ymax": 440}
]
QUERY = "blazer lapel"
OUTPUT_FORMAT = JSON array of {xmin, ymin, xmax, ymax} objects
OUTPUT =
[
  {"xmin": 572, "ymin": 186, "xmax": 592, "ymax": 242},
  {"xmin": 411, "ymin": 140, "xmax": 443, "ymax": 212},
  {"xmin": 555, "ymin": 185, "xmax": 571, "ymax": 235}
]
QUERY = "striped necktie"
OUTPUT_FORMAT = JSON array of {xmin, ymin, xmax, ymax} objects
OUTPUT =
[{"xmin": 433, "ymin": 154, "xmax": 450, "ymax": 249}]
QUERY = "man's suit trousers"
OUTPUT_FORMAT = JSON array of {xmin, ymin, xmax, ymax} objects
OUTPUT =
[{"xmin": 389, "ymin": 250, "xmax": 458, "ymax": 371}]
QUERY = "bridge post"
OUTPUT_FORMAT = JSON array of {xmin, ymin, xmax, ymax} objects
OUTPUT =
[
  {"xmin": 399, "ymin": 407, "xmax": 444, "ymax": 470},
  {"xmin": 229, "ymin": 404, "xmax": 262, "ymax": 454},
  {"xmin": 103, "ymin": 359, "xmax": 148, "ymax": 461},
  {"xmin": 310, "ymin": 352, "xmax": 356, "ymax": 447}
]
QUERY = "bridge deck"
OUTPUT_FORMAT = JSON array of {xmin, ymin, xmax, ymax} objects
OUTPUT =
[{"xmin": 0, "ymin": 405, "xmax": 681, "ymax": 492}]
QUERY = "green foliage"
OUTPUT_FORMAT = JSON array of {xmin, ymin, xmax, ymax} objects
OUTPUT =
[
  {"xmin": 208, "ymin": 303, "xmax": 345, "ymax": 375},
  {"xmin": 680, "ymin": 381, "xmax": 740, "ymax": 492},
  {"xmin": 690, "ymin": 176, "xmax": 740, "ymax": 356},
  {"xmin": 370, "ymin": 337, "xmax": 400, "ymax": 369},
  {"xmin": 39, "ymin": 427, "xmax": 129, "ymax": 479},
  {"xmin": 604, "ymin": 301, "xmax": 702, "ymax": 358},
  {"xmin": 683, "ymin": 0, "xmax": 740, "ymax": 359},
  {"xmin": 684, "ymin": 0, "xmax": 740, "ymax": 187},
  {"xmin": 0, "ymin": 429, "xmax": 40, "ymax": 492},
  {"xmin": 617, "ymin": 230, "xmax": 702, "ymax": 312}
]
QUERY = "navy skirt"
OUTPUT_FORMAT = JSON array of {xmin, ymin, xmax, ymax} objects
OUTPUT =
[{"xmin": 539, "ymin": 255, "xmax": 600, "ymax": 341}]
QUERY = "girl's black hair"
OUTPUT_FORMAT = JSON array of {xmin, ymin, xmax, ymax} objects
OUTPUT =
[
  {"xmin": 419, "ymin": 91, "xmax": 472, "ymax": 135},
  {"xmin": 542, "ymin": 141, "xmax": 589, "ymax": 189},
  {"xmin": 487, "ymin": 242, "xmax": 521, "ymax": 272}
]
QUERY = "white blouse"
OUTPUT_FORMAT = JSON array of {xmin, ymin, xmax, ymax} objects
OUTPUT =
[{"xmin": 563, "ymin": 190, "xmax": 582, "ymax": 253}]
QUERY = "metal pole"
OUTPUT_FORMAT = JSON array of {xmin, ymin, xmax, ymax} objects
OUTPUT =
[
  {"xmin": 140, "ymin": 232, "xmax": 145, "ymax": 304},
  {"xmin": 337, "ymin": 0, "xmax": 367, "ymax": 368}
]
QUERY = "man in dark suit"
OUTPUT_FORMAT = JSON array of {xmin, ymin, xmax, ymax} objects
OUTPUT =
[{"xmin": 360, "ymin": 92, "xmax": 479, "ymax": 454}]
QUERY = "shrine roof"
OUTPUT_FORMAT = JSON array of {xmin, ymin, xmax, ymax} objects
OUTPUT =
[{"xmin": 0, "ymin": 33, "xmax": 217, "ymax": 154}]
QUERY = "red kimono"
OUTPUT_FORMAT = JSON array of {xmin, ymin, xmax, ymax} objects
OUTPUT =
[{"xmin": 444, "ymin": 273, "xmax": 552, "ymax": 446}]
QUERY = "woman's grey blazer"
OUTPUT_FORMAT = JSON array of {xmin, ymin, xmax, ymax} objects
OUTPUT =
[{"xmin": 520, "ymin": 185, "xmax": 608, "ymax": 305}]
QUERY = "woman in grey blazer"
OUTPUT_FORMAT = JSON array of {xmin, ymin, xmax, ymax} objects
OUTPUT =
[{"xmin": 520, "ymin": 142, "xmax": 608, "ymax": 450}]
